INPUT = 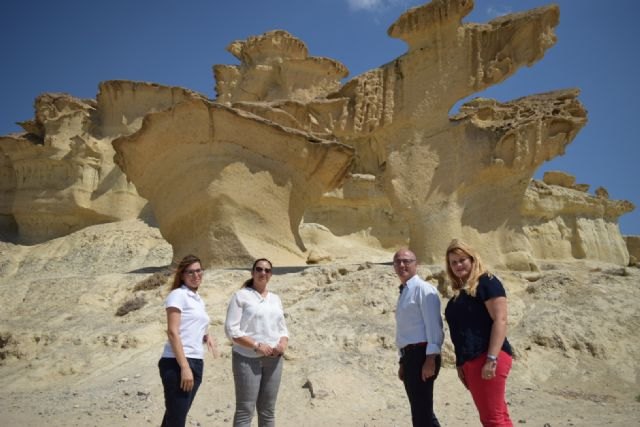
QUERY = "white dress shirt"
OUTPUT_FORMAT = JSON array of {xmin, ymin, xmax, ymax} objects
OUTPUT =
[
  {"xmin": 395, "ymin": 274, "xmax": 444, "ymax": 356},
  {"xmin": 225, "ymin": 287, "xmax": 289, "ymax": 358}
]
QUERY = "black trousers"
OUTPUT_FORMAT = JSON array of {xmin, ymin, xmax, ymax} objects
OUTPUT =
[
  {"xmin": 400, "ymin": 347, "xmax": 442, "ymax": 427},
  {"xmin": 158, "ymin": 357, "xmax": 204, "ymax": 427}
]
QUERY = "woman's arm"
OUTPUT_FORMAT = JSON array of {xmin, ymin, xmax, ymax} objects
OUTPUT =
[
  {"xmin": 225, "ymin": 293, "xmax": 273, "ymax": 356},
  {"xmin": 485, "ymin": 296, "xmax": 508, "ymax": 356},
  {"xmin": 232, "ymin": 335, "xmax": 273, "ymax": 356},
  {"xmin": 272, "ymin": 296, "xmax": 289, "ymax": 356},
  {"xmin": 166, "ymin": 307, "xmax": 194, "ymax": 391},
  {"xmin": 272, "ymin": 336, "xmax": 288, "ymax": 356},
  {"xmin": 203, "ymin": 333, "xmax": 219, "ymax": 358},
  {"xmin": 482, "ymin": 296, "xmax": 508, "ymax": 379}
]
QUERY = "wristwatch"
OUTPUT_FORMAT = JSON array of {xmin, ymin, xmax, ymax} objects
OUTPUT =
[
  {"xmin": 486, "ymin": 354, "xmax": 498, "ymax": 363},
  {"xmin": 253, "ymin": 341, "xmax": 260, "ymax": 352}
]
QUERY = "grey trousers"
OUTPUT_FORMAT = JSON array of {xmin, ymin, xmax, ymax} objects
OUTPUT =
[{"xmin": 232, "ymin": 351, "xmax": 283, "ymax": 427}]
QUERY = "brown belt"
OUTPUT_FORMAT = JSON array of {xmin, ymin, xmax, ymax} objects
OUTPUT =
[{"xmin": 400, "ymin": 342, "xmax": 427, "ymax": 356}]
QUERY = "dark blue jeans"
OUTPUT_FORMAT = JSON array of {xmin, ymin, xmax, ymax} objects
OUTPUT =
[
  {"xmin": 158, "ymin": 357, "xmax": 203, "ymax": 427},
  {"xmin": 400, "ymin": 348, "xmax": 442, "ymax": 427}
]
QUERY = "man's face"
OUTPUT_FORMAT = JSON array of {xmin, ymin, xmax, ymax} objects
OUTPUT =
[{"xmin": 393, "ymin": 250, "xmax": 417, "ymax": 283}]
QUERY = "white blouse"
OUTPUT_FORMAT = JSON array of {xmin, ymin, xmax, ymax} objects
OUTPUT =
[{"xmin": 225, "ymin": 287, "xmax": 289, "ymax": 358}]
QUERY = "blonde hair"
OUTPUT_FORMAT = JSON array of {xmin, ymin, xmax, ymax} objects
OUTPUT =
[{"xmin": 445, "ymin": 239, "xmax": 491, "ymax": 297}]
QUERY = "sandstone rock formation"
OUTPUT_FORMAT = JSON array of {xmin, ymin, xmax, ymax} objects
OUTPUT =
[
  {"xmin": 523, "ymin": 178, "xmax": 634, "ymax": 265},
  {"xmin": 625, "ymin": 236, "xmax": 640, "ymax": 265},
  {"xmin": 0, "ymin": 92, "xmax": 147, "ymax": 244},
  {"xmin": 0, "ymin": 0, "xmax": 636, "ymax": 268},
  {"xmin": 304, "ymin": 1, "xmax": 622, "ymax": 269},
  {"xmin": 112, "ymin": 89, "xmax": 354, "ymax": 267},
  {"xmin": 0, "ymin": 81, "xmax": 209, "ymax": 245},
  {"xmin": 215, "ymin": 30, "xmax": 349, "ymax": 106}
]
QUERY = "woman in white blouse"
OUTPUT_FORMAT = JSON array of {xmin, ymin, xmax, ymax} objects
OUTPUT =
[{"xmin": 225, "ymin": 258, "xmax": 289, "ymax": 427}]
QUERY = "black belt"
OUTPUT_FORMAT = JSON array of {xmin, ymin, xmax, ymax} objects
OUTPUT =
[{"xmin": 400, "ymin": 342, "xmax": 427, "ymax": 357}]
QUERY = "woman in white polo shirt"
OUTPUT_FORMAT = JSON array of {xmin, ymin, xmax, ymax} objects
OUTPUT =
[
  {"xmin": 158, "ymin": 254, "xmax": 216, "ymax": 427},
  {"xmin": 225, "ymin": 258, "xmax": 289, "ymax": 427}
]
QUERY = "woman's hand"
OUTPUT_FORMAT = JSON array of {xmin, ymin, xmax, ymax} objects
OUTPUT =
[
  {"xmin": 256, "ymin": 342, "xmax": 274, "ymax": 357},
  {"xmin": 481, "ymin": 359, "xmax": 497, "ymax": 380},
  {"xmin": 272, "ymin": 339, "xmax": 287, "ymax": 356},
  {"xmin": 204, "ymin": 334, "xmax": 219, "ymax": 358},
  {"xmin": 456, "ymin": 366, "xmax": 468, "ymax": 389},
  {"xmin": 180, "ymin": 365, "xmax": 195, "ymax": 391}
]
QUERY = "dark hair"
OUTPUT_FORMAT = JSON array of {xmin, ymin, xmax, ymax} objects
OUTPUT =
[
  {"xmin": 242, "ymin": 258, "xmax": 273, "ymax": 288},
  {"xmin": 171, "ymin": 254, "xmax": 202, "ymax": 291}
]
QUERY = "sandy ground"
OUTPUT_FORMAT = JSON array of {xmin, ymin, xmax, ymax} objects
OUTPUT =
[{"xmin": 1, "ymin": 220, "xmax": 639, "ymax": 426}]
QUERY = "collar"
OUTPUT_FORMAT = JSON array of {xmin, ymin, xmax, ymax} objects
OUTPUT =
[
  {"xmin": 181, "ymin": 284, "xmax": 200, "ymax": 299},
  {"xmin": 398, "ymin": 274, "xmax": 419, "ymax": 294}
]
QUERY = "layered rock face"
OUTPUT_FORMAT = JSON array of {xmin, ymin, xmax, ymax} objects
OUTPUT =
[
  {"xmin": 523, "ymin": 174, "xmax": 634, "ymax": 265},
  {"xmin": 0, "ymin": 92, "xmax": 147, "ymax": 244},
  {"xmin": 304, "ymin": 0, "xmax": 632, "ymax": 267},
  {"xmin": 306, "ymin": 0, "xmax": 628, "ymax": 267},
  {"xmin": 0, "ymin": 0, "xmax": 635, "ymax": 267},
  {"xmin": 112, "ymin": 93, "xmax": 353, "ymax": 267},
  {"xmin": 0, "ymin": 81, "xmax": 205, "ymax": 244}
]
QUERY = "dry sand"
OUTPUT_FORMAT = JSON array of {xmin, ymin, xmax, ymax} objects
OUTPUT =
[{"xmin": 1, "ymin": 220, "xmax": 639, "ymax": 426}]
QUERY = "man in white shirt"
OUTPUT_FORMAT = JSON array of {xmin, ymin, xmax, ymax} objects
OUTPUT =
[{"xmin": 394, "ymin": 248, "xmax": 444, "ymax": 427}]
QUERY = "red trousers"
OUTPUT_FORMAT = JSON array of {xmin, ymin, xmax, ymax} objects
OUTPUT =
[{"xmin": 462, "ymin": 351, "xmax": 513, "ymax": 427}]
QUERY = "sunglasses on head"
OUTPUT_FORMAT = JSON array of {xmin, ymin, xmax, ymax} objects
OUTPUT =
[{"xmin": 254, "ymin": 266, "xmax": 272, "ymax": 274}]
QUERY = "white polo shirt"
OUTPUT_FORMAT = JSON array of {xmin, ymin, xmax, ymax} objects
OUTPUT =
[{"xmin": 161, "ymin": 285, "xmax": 210, "ymax": 359}]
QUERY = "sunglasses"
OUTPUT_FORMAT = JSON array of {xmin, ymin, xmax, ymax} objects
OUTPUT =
[{"xmin": 254, "ymin": 266, "xmax": 272, "ymax": 274}]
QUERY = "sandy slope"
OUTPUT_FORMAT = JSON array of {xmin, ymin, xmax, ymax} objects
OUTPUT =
[{"xmin": 0, "ymin": 220, "xmax": 639, "ymax": 426}]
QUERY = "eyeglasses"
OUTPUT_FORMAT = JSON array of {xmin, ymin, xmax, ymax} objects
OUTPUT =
[
  {"xmin": 449, "ymin": 257, "xmax": 471, "ymax": 266},
  {"xmin": 184, "ymin": 268, "xmax": 204, "ymax": 276},
  {"xmin": 254, "ymin": 266, "xmax": 272, "ymax": 274},
  {"xmin": 393, "ymin": 259, "xmax": 416, "ymax": 266}
]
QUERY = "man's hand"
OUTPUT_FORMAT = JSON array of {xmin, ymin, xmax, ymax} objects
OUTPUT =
[
  {"xmin": 456, "ymin": 366, "xmax": 468, "ymax": 389},
  {"xmin": 421, "ymin": 355, "xmax": 436, "ymax": 381}
]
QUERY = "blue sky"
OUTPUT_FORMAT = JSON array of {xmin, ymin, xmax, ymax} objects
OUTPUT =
[{"xmin": 1, "ymin": 0, "xmax": 638, "ymax": 235}]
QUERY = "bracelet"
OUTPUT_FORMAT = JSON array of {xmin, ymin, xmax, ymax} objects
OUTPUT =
[{"xmin": 486, "ymin": 354, "xmax": 498, "ymax": 363}]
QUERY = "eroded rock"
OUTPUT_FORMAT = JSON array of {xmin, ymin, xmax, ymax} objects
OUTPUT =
[
  {"xmin": 0, "ymin": 93, "xmax": 147, "ymax": 243},
  {"xmin": 113, "ymin": 93, "xmax": 353, "ymax": 267},
  {"xmin": 1, "ymin": 0, "xmax": 635, "ymax": 269}
]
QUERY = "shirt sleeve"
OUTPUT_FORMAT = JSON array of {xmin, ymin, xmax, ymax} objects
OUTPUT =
[
  {"xmin": 420, "ymin": 284, "xmax": 444, "ymax": 355},
  {"xmin": 224, "ymin": 292, "xmax": 244, "ymax": 339},
  {"xmin": 477, "ymin": 274, "xmax": 506, "ymax": 302},
  {"xmin": 165, "ymin": 288, "xmax": 185, "ymax": 311},
  {"xmin": 275, "ymin": 295, "xmax": 289, "ymax": 338}
]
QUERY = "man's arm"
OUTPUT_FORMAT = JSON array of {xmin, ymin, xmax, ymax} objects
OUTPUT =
[{"xmin": 420, "ymin": 285, "xmax": 444, "ymax": 381}]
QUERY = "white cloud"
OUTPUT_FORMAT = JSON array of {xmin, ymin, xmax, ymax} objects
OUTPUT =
[
  {"xmin": 486, "ymin": 5, "xmax": 512, "ymax": 18},
  {"xmin": 347, "ymin": 0, "xmax": 413, "ymax": 12},
  {"xmin": 347, "ymin": 0, "xmax": 385, "ymax": 11}
]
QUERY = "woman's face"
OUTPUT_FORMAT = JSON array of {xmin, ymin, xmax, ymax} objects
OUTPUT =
[
  {"xmin": 252, "ymin": 260, "xmax": 272, "ymax": 287},
  {"xmin": 448, "ymin": 251, "xmax": 472, "ymax": 281},
  {"xmin": 182, "ymin": 262, "xmax": 204, "ymax": 290}
]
